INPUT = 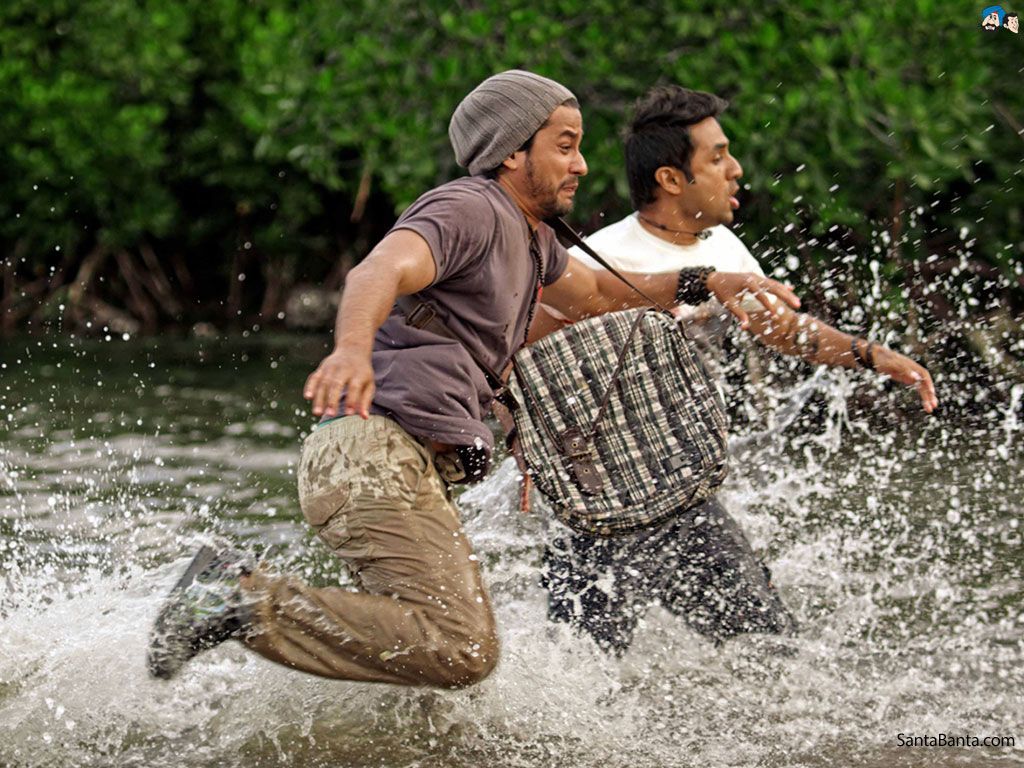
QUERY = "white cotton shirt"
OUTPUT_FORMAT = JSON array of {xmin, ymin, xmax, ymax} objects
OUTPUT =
[{"xmin": 568, "ymin": 213, "xmax": 768, "ymax": 314}]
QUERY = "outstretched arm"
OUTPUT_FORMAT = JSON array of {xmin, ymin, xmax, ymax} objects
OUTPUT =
[
  {"xmin": 542, "ymin": 256, "xmax": 801, "ymax": 328},
  {"xmin": 303, "ymin": 229, "xmax": 436, "ymax": 419},
  {"xmin": 746, "ymin": 303, "xmax": 938, "ymax": 412}
]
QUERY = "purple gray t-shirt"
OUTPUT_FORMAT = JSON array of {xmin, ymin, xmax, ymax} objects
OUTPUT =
[{"xmin": 368, "ymin": 177, "xmax": 569, "ymax": 460}]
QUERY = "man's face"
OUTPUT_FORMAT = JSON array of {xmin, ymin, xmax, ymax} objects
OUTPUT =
[
  {"xmin": 983, "ymin": 11, "xmax": 1000, "ymax": 29},
  {"xmin": 677, "ymin": 117, "xmax": 744, "ymax": 227},
  {"xmin": 512, "ymin": 105, "xmax": 588, "ymax": 219},
  {"xmin": 1007, "ymin": 15, "xmax": 1019, "ymax": 32}
]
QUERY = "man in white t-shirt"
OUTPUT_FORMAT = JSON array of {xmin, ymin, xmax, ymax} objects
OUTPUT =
[
  {"xmin": 563, "ymin": 210, "xmax": 765, "ymax": 361},
  {"xmin": 535, "ymin": 85, "xmax": 937, "ymax": 654},
  {"xmin": 572, "ymin": 210, "xmax": 761, "ymax": 274}
]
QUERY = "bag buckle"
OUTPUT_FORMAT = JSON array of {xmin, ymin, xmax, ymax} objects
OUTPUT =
[
  {"xmin": 560, "ymin": 427, "xmax": 604, "ymax": 495},
  {"xmin": 405, "ymin": 302, "xmax": 437, "ymax": 329},
  {"xmin": 562, "ymin": 430, "xmax": 591, "ymax": 460}
]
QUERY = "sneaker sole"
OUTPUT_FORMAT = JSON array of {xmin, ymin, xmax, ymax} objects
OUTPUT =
[
  {"xmin": 169, "ymin": 546, "xmax": 218, "ymax": 594},
  {"xmin": 148, "ymin": 546, "xmax": 221, "ymax": 680}
]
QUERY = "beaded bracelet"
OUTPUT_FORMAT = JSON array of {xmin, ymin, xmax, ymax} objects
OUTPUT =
[
  {"xmin": 675, "ymin": 266, "xmax": 715, "ymax": 306},
  {"xmin": 851, "ymin": 338, "xmax": 877, "ymax": 371}
]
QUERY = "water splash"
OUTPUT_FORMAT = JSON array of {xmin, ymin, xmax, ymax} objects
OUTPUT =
[{"xmin": 1, "ymin": 336, "xmax": 1021, "ymax": 767}]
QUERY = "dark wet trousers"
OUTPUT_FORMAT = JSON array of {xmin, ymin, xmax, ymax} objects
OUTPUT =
[{"xmin": 541, "ymin": 496, "xmax": 797, "ymax": 654}]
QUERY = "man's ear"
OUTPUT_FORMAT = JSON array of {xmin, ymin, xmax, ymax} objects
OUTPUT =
[
  {"xmin": 501, "ymin": 150, "xmax": 523, "ymax": 172},
  {"xmin": 654, "ymin": 166, "xmax": 686, "ymax": 196}
]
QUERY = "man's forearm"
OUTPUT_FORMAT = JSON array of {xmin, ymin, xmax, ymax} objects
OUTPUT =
[
  {"xmin": 332, "ymin": 263, "xmax": 401, "ymax": 354},
  {"xmin": 746, "ymin": 304, "xmax": 938, "ymax": 412},
  {"xmin": 748, "ymin": 309, "xmax": 863, "ymax": 369},
  {"xmin": 546, "ymin": 261, "xmax": 798, "ymax": 327},
  {"xmin": 590, "ymin": 269, "xmax": 678, "ymax": 314}
]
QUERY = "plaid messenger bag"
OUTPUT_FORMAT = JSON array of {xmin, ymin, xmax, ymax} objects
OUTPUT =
[
  {"xmin": 503, "ymin": 218, "xmax": 729, "ymax": 537},
  {"xmin": 507, "ymin": 306, "xmax": 728, "ymax": 536}
]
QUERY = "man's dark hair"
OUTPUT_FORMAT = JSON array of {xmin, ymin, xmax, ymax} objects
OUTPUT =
[
  {"xmin": 1007, "ymin": 12, "xmax": 1019, "ymax": 23},
  {"xmin": 625, "ymin": 86, "xmax": 729, "ymax": 210}
]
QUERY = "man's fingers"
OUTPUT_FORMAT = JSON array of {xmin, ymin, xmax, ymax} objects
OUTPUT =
[
  {"xmin": 727, "ymin": 301, "xmax": 750, "ymax": 330},
  {"xmin": 887, "ymin": 357, "xmax": 939, "ymax": 413},
  {"xmin": 302, "ymin": 370, "xmax": 319, "ymax": 401},
  {"xmin": 357, "ymin": 381, "xmax": 376, "ymax": 419},
  {"xmin": 305, "ymin": 352, "xmax": 375, "ymax": 418},
  {"xmin": 920, "ymin": 388, "xmax": 935, "ymax": 413},
  {"xmin": 311, "ymin": 370, "xmax": 350, "ymax": 418},
  {"xmin": 310, "ymin": 375, "xmax": 327, "ymax": 416},
  {"xmin": 304, "ymin": 365, "xmax": 337, "ymax": 416},
  {"xmin": 760, "ymin": 277, "xmax": 801, "ymax": 309},
  {"xmin": 918, "ymin": 377, "xmax": 937, "ymax": 413},
  {"xmin": 315, "ymin": 377, "xmax": 344, "ymax": 418},
  {"xmin": 342, "ymin": 381, "xmax": 359, "ymax": 416},
  {"xmin": 325, "ymin": 379, "xmax": 349, "ymax": 418},
  {"xmin": 344, "ymin": 377, "xmax": 374, "ymax": 419},
  {"xmin": 918, "ymin": 369, "xmax": 938, "ymax": 413}
]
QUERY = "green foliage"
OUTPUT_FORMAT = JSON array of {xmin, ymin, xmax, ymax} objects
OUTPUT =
[
  {"xmin": 1, "ymin": 0, "xmax": 1021, "ymax": 330},
  {"xmin": 0, "ymin": 0, "xmax": 192, "ymax": 251}
]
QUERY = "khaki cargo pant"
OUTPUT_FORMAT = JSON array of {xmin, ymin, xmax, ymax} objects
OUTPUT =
[{"xmin": 242, "ymin": 415, "xmax": 499, "ymax": 688}]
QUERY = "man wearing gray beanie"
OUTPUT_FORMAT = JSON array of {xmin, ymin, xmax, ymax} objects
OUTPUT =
[
  {"xmin": 149, "ymin": 70, "xmax": 802, "ymax": 689},
  {"xmin": 449, "ymin": 69, "xmax": 578, "ymax": 178}
]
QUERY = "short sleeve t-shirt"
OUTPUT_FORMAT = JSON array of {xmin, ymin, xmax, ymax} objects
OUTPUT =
[
  {"xmin": 568, "ymin": 213, "xmax": 767, "ymax": 313},
  {"xmin": 563, "ymin": 213, "xmax": 770, "ymax": 360},
  {"xmin": 369, "ymin": 177, "xmax": 569, "ymax": 456}
]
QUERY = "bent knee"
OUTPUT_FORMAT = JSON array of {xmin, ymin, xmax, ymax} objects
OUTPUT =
[
  {"xmin": 421, "ymin": 629, "xmax": 499, "ymax": 689},
  {"xmin": 433, "ymin": 594, "xmax": 500, "ymax": 688},
  {"xmin": 440, "ymin": 641, "xmax": 500, "ymax": 688}
]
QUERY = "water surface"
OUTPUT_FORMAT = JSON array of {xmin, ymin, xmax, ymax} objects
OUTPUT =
[{"xmin": 1, "ymin": 334, "xmax": 1021, "ymax": 767}]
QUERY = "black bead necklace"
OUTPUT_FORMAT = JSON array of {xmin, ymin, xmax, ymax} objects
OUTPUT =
[{"xmin": 637, "ymin": 214, "xmax": 712, "ymax": 241}]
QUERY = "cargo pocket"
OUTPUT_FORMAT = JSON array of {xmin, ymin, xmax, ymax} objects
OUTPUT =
[
  {"xmin": 317, "ymin": 509, "xmax": 355, "ymax": 552},
  {"xmin": 387, "ymin": 428, "xmax": 432, "ymax": 505},
  {"xmin": 298, "ymin": 427, "xmax": 355, "ymax": 528}
]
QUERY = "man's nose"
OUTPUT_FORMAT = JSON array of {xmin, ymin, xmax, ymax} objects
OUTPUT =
[
  {"xmin": 729, "ymin": 156, "xmax": 743, "ymax": 180},
  {"xmin": 572, "ymin": 150, "xmax": 588, "ymax": 176}
]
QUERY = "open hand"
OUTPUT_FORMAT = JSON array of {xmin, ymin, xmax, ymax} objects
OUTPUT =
[
  {"xmin": 873, "ymin": 347, "xmax": 939, "ymax": 413},
  {"xmin": 302, "ymin": 347, "xmax": 375, "ymax": 419},
  {"xmin": 706, "ymin": 272, "xmax": 801, "ymax": 330}
]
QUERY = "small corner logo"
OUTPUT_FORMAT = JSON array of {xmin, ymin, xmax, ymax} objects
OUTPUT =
[
  {"xmin": 981, "ymin": 5, "xmax": 1004, "ymax": 29},
  {"xmin": 981, "ymin": 5, "xmax": 1019, "ymax": 32}
]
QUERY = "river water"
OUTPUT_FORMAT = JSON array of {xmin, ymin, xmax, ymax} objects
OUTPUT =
[{"xmin": 1, "ymin": 333, "xmax": 1021, "ymax": 767}]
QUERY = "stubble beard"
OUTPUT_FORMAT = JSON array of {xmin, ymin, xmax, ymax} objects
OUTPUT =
[{"xmin": 525, "ymin": 155, "xmax": 573, "ymax": 219}]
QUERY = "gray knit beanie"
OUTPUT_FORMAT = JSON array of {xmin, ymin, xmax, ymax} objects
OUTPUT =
[{"xmin": 449, "ymin": 70, "xmax": 576, "ymax": 176}]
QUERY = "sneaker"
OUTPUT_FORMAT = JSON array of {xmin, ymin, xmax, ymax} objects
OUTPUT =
[{"xmin": 147, "ymin": 545, "xmax": 256, "ymax": 680}]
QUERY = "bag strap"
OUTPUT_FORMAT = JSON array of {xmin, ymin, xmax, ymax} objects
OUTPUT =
[
  {"xmin": 547, "ymin": 217, "xmax": 675, "ymax": 316},
  {"xmin": 395, "ymin": 295, "xmax": 506, "ymax": 392},
  {"xmin": 396, "ymin": 222, "xmax": 548, "ymax": 407},
  {"xmin": 585, "ymin": 308, "xmax": 650, "ymax": 439}
]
